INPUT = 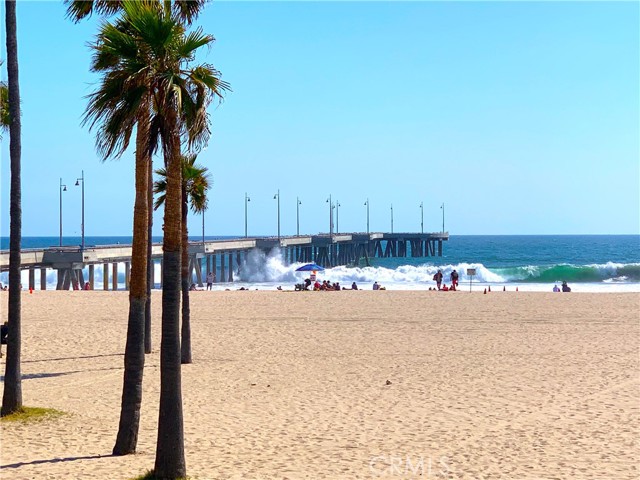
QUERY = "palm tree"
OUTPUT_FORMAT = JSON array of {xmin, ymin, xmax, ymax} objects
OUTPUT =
[
  {"xmin": 82, "ymin": 2, "xmax": 226, "ymax": 473},
  {"xmin": 84, "ymin": 13, "xmax": 153, "ymax": 454},
  {"xmin": 154, "ymin": 154, "xmax": 211, "ymax": 364},
  {"xmin": 2, "ymin": 0, "xmax": 24, "ymax": 417}
]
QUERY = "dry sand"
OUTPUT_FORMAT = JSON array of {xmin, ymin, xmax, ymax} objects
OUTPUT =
[{"xmin": 1, "ymin": 290, "xmax": 638, "ymax": 480}]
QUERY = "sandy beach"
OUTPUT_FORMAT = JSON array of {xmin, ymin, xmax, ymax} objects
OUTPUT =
[{"xmin": 1, "ymin": 290, "xmax": 638, "ymax": 479}]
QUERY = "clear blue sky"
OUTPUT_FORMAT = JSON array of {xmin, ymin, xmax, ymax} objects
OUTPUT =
[{"xmin": 1, "ymin": 1, "xmax": 638, "ymax": 237}]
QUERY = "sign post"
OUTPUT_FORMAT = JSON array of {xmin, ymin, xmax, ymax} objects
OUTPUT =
[{"xmin": 466, "ymin": 268, "xmax": 476, "ymax": 292}]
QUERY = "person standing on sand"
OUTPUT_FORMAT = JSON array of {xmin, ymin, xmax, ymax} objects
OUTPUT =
[
  {"xmin": 450, "ymin": 269, "xmax": 459, "ymax": 288},
  {"xmin": 206, "ymin": 272, "xmax": 214, "ymax": 290},
  {"xmin": 433, "ymin": 270, "xmax": 443, "ymax": 290}
]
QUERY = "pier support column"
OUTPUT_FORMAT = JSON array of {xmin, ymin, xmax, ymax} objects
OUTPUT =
[
  {"xmin": 112, "ymin": 263, "xmax": 118, "ymax": 291},
  {"xmin": 124, "ymin": 262, "xmax": 130, "ymax": 290},
  {"xmin": 103, "ymin": 263, "xmax": 109, "ymax": 290},
  {"xmin": 40, "ymin": 268, "xmax": 47, "ymax": 290},
  {"xmin": 56, "ymin": 269, "xmax": 67, "ymax": 290},
  {"xmin": 28, "ymin": 267, "xmax": 35, "ymax": 290},
  {"xmin": 220, "ymin": 254, "xmax": 226, "ymax": 283},
  {"xmin": 89, "ymin": 265, "xmax": 95, "ymax": 290},
  {"xmin": 212, "ymin": 255, "xmax": 217, "ymax": 282},
  {"xmin": 149, "ymin": 259, "xmax": 155, "ymax": 289},
  {"xmin": 228, "ymin": 253, "xmax": 234, "ymax": 282}
]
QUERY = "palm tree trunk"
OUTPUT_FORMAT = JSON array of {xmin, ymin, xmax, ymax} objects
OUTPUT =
[
  {"xmin": 113, "ymin": 106, "xmax": 150, "ymax": 454},
  {"xmin": 145, "ymin": 153, "xmax": 153, "ymax": 354},
  {"xmin": 154, "ymin": 107, "xmax": 186, "ymax": 478},
  {"xmin": 2, "ymin": 0, "xmax": 23, "ymax": 417},
  {"xmin": 180, "ymin": 191, "xmax": 192, "ymax": 364}
]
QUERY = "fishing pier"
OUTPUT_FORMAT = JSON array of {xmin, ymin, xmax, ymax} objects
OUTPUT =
[{"xmin": 0, "ymin": 232, "xmax": 448, "ymax": 290}]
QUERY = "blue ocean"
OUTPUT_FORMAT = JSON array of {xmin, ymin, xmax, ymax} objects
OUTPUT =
[{"xmin": 1, "ymin": 235, "xmax": 639, "ymax": 292}]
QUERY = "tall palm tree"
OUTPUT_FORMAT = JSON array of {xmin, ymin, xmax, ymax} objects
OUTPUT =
[
  {"xmin": 81, "ymin": 2, "xmax": 226, "ymax": 473},
  {"xmin": 84, "ymin": 13, "xmax": 153, "ymax": 454},
  {"xmin": 2, "ymin": 0, "xmax": 23, "ymax": 417},
  {"xmin": 154, "ymin": 154, "xmax": 211, "ymax": 364}
]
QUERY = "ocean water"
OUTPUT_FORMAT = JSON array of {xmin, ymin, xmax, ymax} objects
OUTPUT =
[{"xmin": 1, "ymin": 235, "xmax": 639, "ymax": 292}]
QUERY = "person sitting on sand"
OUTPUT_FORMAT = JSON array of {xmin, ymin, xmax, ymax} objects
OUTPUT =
[
  {"xmin": 313, "ymin": 280, "xmax": 321, "ymax": 291},
  {"xmin": 351, "ymin": 282, "xmax": 358, "ymax": 290},
  {"xmin": 553, "ymin": 284, "xmax": 560, "ymax": 292},
  {"xmin": 304, "ymin": 278, "xmax": 312, "ymax": 290},
  {"xmin": 189, "ymin": 283, "xmax": 197, "ymax": 291},
  {"xmin": 441, "ymin": 284, "xmax": 449, "ymax": 291},
  {"xmin": 561, "ymin": 281, "xmax": 571, "ymax": 292},
  {"xmin": 373, "ymin": 281, "xmax": 380, "ymax": 291}
]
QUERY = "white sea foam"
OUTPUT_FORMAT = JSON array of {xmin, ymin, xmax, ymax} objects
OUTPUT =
[{"xmin": 1, "ymin": 250, "xmax": 638, "ymax": 293}]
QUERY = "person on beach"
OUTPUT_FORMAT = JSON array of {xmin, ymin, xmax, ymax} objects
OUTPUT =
[
  {"xmin": 433, "ymin": 270, "xmax": 443, "ymax": 290},
  {"xmin": 206, "ymin": 272, "xmax": 214, "ymax": 290},
  {"xmin": 351, "ymin": 282, "xmax": 358, "ymax": 290},
  {"xmin": 450, "ymin": 270, "xmax": 459, "ymax": 288},
  {"xmin": 561, "ymin": 281, "xmax": 571, "ymax": 292},
  {"xmin": 373, "ymin": 281, "xmax": 380, "ymax": 290},
  {"xmin": 553, "ymin": 284, "xmax": 560, "ymax": 292}
]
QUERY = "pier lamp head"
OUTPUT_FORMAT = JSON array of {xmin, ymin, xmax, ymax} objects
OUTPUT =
[{"xmin": 63, "ymin": 186, "xmax": 67, "ymax": 191}]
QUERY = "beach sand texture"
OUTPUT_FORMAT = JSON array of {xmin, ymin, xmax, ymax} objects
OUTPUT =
[{"xmin": 1, "ymin": 291, "xmax": 638, "ymax": 480}]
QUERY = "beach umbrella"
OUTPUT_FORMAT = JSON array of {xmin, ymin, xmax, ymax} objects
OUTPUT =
[{"xmin": 295, "ymin": 263, "xmax": 325, "ymax": 272}]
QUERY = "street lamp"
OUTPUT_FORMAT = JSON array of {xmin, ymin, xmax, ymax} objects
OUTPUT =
[
  {"xmin": 59, "ymin": 178, "xmax": 67, "ymax": 246},
  {"xmin": 296, "ymin": 197, "xmax": 302, "ymax": 236},
  {"xmin": 441, "ymin": 202, "xmax": 445, "ymax": 233},
  {"xmin": 419, "ymin": 201, "xmax": 424, "ymax": 234},
  {"xmin": 390, "ymin": 204, "xmax": 394, "ymax": 234},
  {"xmin": 244, "ymin": 192, "xmax": 250, "ymax": 237},
  {"xmin": 364, "ymin": 198, "xmax": 370, "ymax": 234},
  {"xmin": 202, "ymin": 210, "xmax": 205, "ymax": 249},
  {"xmin": 75, "ymin": 170, "xmax": 85, "ymax": 250},
  {"xmin": 335, "ymin": 201, "xmax": 341, "ymax": 233},
  {"xmin": 326, "ymin": 195, "xmax": 333, "ymax": 237},
  {"xmin": 273, "ymin": 189, "xmax": 280, "ymax": 239}
]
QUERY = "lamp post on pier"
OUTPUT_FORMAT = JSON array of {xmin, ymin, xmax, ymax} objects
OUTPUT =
[
  {"xmin": 75, "ymin": 170, "xmax": 85, "ymax": 250},
  {"xmin": 364, "ymin": 198, "xmax": 370, "ymax": 234},
  {"xmin": 335, "ymin": 201, "xmax": 341, "ymax": 233},
  {"xmin": 441, "ymin": 202, "xmax": 445, "ymax": 233},
  {"xmin": 296, "ymin": 197, "xmax": 302, "ymax": 236},
  {"xmin": 59, "ymin": 178, "xmax": 67, "ymax": 246},
  {"xmin": 244, "ymin": 192, "xmax": 250, "ymax": 237},
  {"xmin": 419, "ymin": 201, "xmax": 424, "ymax": 234},
  {"xmin": 273, "ymin": 189, "xmax": 280, "ymax": 239},
  {"xmin": 326, "ymin": 195, "xmax": 333, "ymax": 237},
  {"xmin": 390, "ymin": 204, "xmax": 394, "ymax": 234}
]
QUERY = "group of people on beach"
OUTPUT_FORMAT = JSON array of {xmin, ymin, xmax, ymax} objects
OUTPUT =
[
  {"xmin": 432, "ymin": 269, "xmax": 459, "ymax": 291},
  {"xmin": 553, "ymin": 281, "xmax": 571, "ymax": 292}
]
